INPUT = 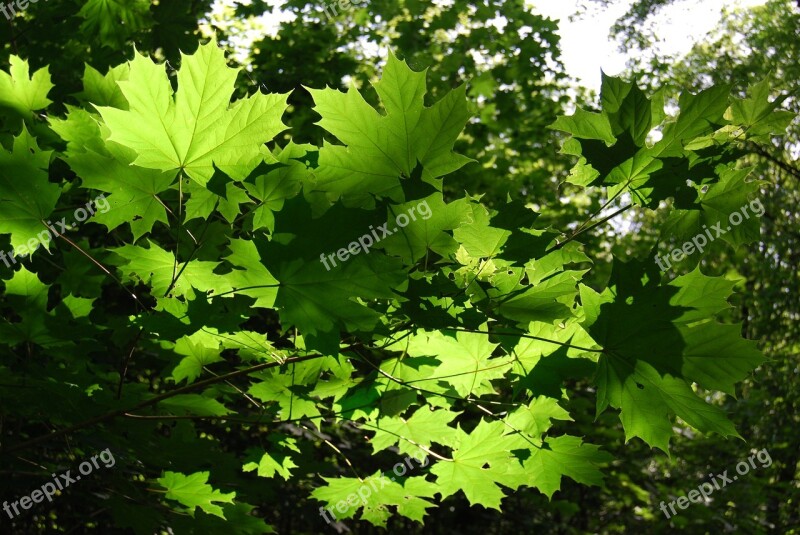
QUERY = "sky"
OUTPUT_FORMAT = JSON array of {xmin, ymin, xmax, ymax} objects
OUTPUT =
[{"xmin": 532, "ymin": 0, "xmax": 768, "ymax": 91}]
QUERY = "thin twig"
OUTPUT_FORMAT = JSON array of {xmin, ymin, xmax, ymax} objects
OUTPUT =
[
  {"xmin": 546, "ymin": 204, "xmax": 632, "ymax": 254},
  {"xmin": 42, "ymin": 219, "xmax": 149, "ymax": 312},
  {"xmin": 117, "ymin": 328, "xmax": 144, "ymax": 399},
  {"xmin": 447, "ymin": 327, "xmax": 603, "ymax": 353}
]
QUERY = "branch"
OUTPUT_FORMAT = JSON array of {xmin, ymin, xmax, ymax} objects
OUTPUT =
[
  {"xmin": 546, "ymin": 204, "xmax": 632, "ymax": 254},
  {"xmin": 748, "ymin": 142, "xmax": 800, "ymax": 181},
  {"xmin": 447, "ymin": 327, "xmax": 603, "ymax": 353},
  {"xmin": 0, "ymin": 353, "xmax": 325, "ymax": 456}
]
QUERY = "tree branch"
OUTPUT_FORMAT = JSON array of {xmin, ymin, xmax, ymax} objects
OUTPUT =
[
  {"xmin": 0, "ymin": 353, "xmax": 325, "ymax": 456},
  {"xmin": 749, "ymin": 142, "xmax": 800, "ymax": 181}
]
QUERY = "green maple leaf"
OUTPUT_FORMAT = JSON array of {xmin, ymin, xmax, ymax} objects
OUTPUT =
[
  {"xmin": 243, "ymin": 452, "xmax": 297, "ymax": 481},
  {"xmin": 505, "ymin": 396, "xmax": 573, "ymax": 446},
  {"xmin": 380, "ymin": 192, "xmax": 473, "ymax": 264},
  {"xmin": 241, "ymin": 142, "xmax": 309, "ymax": 232},
  {"xmin": 654, "ymin": 84, "xmax": 731, "ymax": 157},
  {"xmin": 312, "ymin": 473, "xmax": 438, "ymax": 526},
  {"xmin": 111, "ymin": 240, "xmax": 232, "ymax": 299},
  {"xmin": 0, "ymin": 56, "xmax": 53, "ymax": 118},
  {"xmin": 0, "ymin": 267, "xmax": 56, "ymax": 345},
  {"xmin": 78, "ymin": 0, "xmax": 151, "ymax": 48},
  {"xmin": 309, "ymin": 53, "xmax": 472, "ymax": 205},
  {"xmin": 429, "ymin": 419, "xmax": 528, "ymax": 510},
  {"xmin": 583, "ymin": 259, "xmax": 765, "ymax": 451},
  {"xmin": 549, "ymin": 107, "xmax": 616, "ymax": 145},
  {"xmin": 156, "ymin": 471, "xmax": 236, "ymax": 519},
  {"xmin": 185, "ymin": 180, "xmax": 253, "ymax": 223},
  {"xmin": 77, "ymin": 63, "xmax": 130, "ymax": 109},
  {"xmin": 522, "ymin": 435, "xmax": 612, "ymax": 498},
  {"xmin": 51, "ymin": 107, "xmax": 174, "ymax": 241},
  {"xmin": 662, "ymin": 166, "xmax": 765, "ymax": 251},
  {"xmin": 0, "ymin": 127, "xmax": 60, "ymax": 252},
  {"xmin": 403, "ymin": 330, "xmax": 512, "ymax": 397},
  {"xmin": 99, "ymin": 39, "xmax": 289, "ymax": 186},
  {"xmin": 242, "ymin": 436, "xmax": 300, "ymax": 480},
  {"xmin": 248, "ymin": 370, "xmax": 321, "ymax": 421},
  {"xmin": 728, "ymin": 77, "xmax": 795, "ymax": 139},
  {"xmin": 370, "ymin": 407, "xmax": 459, "ymax": 455},
  {"xmin": 171, "ymin": 330, "xmax": 226, "ymax": 384},
  {"xmin": 160, "ymin": 394, "xmax": 231, "ymax": 417}
]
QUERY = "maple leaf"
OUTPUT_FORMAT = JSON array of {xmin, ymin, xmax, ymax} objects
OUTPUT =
[
  {"xmin": 77, "ymin": 63, "xmax": 130, "ymax": 109},
  {"xmin": 583, "ymin": 258, "xmax": 765, "ymax": 451},
  {"xmin": 728, "ymin": 77, "xmax": 795, "ymax": 139},
  {"xmin": 160, "ymin": 394, "xmax": 231, "ymax": 417},
  {"xmin": 99, "ymin": 39, "xmax": 289, "ymax": 186},
  {"xmin": 242, "ymin": 436, "xmax": 300, "ymax": 481},
  {"xmin": 248, "ymin": 369, "xmax": 322, "ymax": 421},
  {"xmin": 522, "ymin": 435, "xmax": 612, "ymax": 498},
  {"xmin": 312, "ymin": 472, "xmax": 438, "ymax": 526},
  {"xmin": 0, "ymin": 127, "xmax": 60, "ymax": 252},
  {"xmin": 0, "ymin": 56, "xmax": 53, "ymax": 118},
  {"xmin": 156, "ymin": 471, "xmax": 236, "ymax": 519},
  {"xmin": 505, "ymin": 396, "xmax": 573, "ymax": 446},
  {"xmin": 51, "ymin": 107, "xmax": 174, "ymax": 241},
  {"xmin": 429, "ymin": 419, "xmax": 528, "ymax": 510},
  {"xmin": 170, "ymin": 330, "xmax": 226, "ymax": 384},
  {"xmin": 110, "ymin": 240, "xmax": 232, "ymax": 299},
  {"xmin": 402, "ymin": 330, "xmax": 512, "ymax": 397},
  {"xmin": 240, "ymin": 142, "xmax": 310, "ymax": 232},
  {"xmin": 661, "ymin": 166, "xmax": 765, "ymax": 251},
  {"xmin": 308, "ymin": 52, "xmax": 472, "ymax": 206},
  {"xmin": 0, "ymin": 267, "xmax": 55, "ymax": 345},
  {"xmin": 370, "ymin": 407, "xmax": 460, "ymax": 455},
  {"xmin": 78, "ymin": 0, "xmax": 151, "ymax": 48}
]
